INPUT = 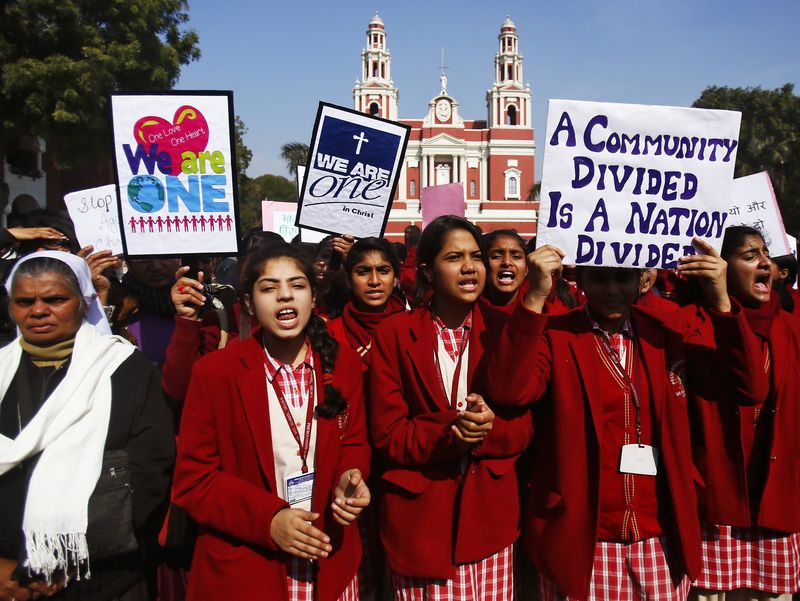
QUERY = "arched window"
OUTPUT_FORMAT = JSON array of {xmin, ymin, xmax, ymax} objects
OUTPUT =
[
  {"xmin": 506, "ymin": 105, "xmax": 517, "ymax": 126},
  {"xmin": 470, "ymin": 180, "xmax": 476, "ymax": 197},
  {"xmin": 410, "ymin": 180, "xmax": 417, "ymax": 197},
  {"xmin": 509, "ymin": 177, "xmax": 518, "ymax": 196},
  {"xmin": 369, "ymin": 103, "xmax": 380, "ymax": 116}
]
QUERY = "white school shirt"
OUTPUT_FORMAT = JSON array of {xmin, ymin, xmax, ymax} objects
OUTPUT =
[
  {"xmin": 266, "ymin": 366, "xmax": 318, "ymax": 512},
  {"xmin": 435, "ymin": 339, "xmax": 469, "ymax": 411}
]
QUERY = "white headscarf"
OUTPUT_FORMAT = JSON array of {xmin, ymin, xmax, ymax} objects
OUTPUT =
[{"xmin": 5, "ymin": 250, "xmax": 111, "ymax": 335}]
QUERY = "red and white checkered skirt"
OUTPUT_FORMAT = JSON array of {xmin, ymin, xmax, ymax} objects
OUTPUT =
[
  {"xmin": 693, "ymin": 524, "xmax": 800, "ymax": 594},
  {"xmin": 389, "ymin": 544, "xmax": 514, "ymax": 601},
  {"xmin": 286, "ymin": 556, "xmax": 360, "ymax": 601},
  {"xmin": 539, "ymin": 537, "xmax": 690, "ymax": 601}
]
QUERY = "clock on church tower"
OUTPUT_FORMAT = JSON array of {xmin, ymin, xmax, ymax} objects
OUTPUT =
[{"xmin": 435, "ymin": 99, "xmax": 452, "ymax": 123}]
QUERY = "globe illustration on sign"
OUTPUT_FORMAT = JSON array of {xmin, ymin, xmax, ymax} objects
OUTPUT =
[{"xmin": 128, "ymin": 175, "xmax": 166, "ymax": 213}]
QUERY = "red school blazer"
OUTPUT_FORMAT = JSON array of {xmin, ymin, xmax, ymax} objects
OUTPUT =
[
  {"xmin": 369, "ymin": 303, "xmax": 533, "ymax": 579},
  {"xmin": 676, "ymin": 301, "xmax": 800, "ymax": 532},
  {"xmin": 486, "ymin": 302, "xmax": 766, "ymax": 601},
  {"xmin": 172, "ymin": 335, "xmax": 371, "ymax": 601}
]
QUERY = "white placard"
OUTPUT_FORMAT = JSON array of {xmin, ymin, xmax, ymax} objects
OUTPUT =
[
  {"xmin": 110, "ymin": 92, "xmax": 240, "ymax": 257},
  {"xmin": 296, "ymin": 165, "xmax": 326, "ymax": 243},
  {"xmin": 296, "ymin": 102, "xmax": 410, "ymax": 239},
  {"xmin": 728, "ymin": 172, "xmax": 791, "ymax": 256},
  {"xmin": 64, "ymin": 184, "xmax": 123, "ymax": 255},
  {"xmin": 538, "ymin": 99, "xmax": 742, "ymax": 268}
]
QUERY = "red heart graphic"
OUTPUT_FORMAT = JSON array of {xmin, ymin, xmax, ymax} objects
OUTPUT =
[{"xmin": 133, "ymin": 106, "xmax": 209, "ymax": 176}]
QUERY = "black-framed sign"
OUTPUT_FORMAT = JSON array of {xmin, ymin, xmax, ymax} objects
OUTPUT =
[
  {"xmin": 109, "ymin": 91, "xmax": 241, "ymax": 258},
  {"xmin": 296, "ymin": 102, "xmax": 410, "ymax": 238}
]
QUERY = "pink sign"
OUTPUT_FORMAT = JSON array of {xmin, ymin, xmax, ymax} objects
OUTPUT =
[
  {"xmin": 421, "ymin": 183, "xmax": 465, "ymax": 227},
  {"xmin": 261, "ymin": 200, "xmax": 299, "ymax": 242}
]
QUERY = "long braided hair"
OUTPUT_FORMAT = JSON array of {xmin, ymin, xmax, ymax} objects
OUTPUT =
[{"xmin": 240, "ymin": 242, "xmax": 346, "ymax": 418}]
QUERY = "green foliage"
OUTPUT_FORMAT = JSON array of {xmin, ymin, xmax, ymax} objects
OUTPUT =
[
  {"xmin": 0, "ymin": 0, "xmax": 200, "ymax": 167},
  {"xmin": 238, "ymin": 173, "xmax": 297, "ymax": 232},
  {"xmin": 693, "ymin": 84, "xmax": 800, "ymax": 235},
  {"xmin": 280, "ymin": 141, "xmax": 309, "ymax": 182}
]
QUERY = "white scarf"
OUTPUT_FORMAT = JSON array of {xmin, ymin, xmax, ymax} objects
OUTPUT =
[{"xmin": 0, "ymin": 321, "xmax": 134, "ymax": 579}]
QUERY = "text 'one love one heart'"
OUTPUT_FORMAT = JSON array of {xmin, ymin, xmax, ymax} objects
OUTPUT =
[{"xmin": 133, "ymin": 106, "xmax": 209, "ymax": 175}]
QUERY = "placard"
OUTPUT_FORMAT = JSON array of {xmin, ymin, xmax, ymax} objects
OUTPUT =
[
  {"xmin": 296, "ymin": 102, "xmax": 410, "ymax": 238},
  {"xmin": 538, "ymin": 99, "xmax": 741, "ymax": 268},
  {"xmin": 728, "ymin": 172, "xmax": 791, "ymax": 256},
  {"xmin": 296, "ymin": 165, "xmax": 326, "ymax": 243},
  {"xmin": 64, "ymin": 184, "xmax": 123, "ymax": 255},
  {"xmin": 109, "ymin": 91, "xmax": 240, "ymax": 258},
  {"xmin": 421, "ymin": 183, "xmax": 465, "ymax": 227},
  {"xmin": 262, "ymin": 201, "xmax": 299, "ymax": 242}
]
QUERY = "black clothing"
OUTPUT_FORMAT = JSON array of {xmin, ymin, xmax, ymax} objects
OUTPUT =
[{"xmin": 0, "ymin": 348, "xmax": 175, "ymax": 600}]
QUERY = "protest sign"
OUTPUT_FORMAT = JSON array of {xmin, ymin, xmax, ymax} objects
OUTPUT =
[
  {"xmin": 110, "ymin": 91, "xmax": 240, "ymax": 258},
  {"xmin": 538, "ymin": 99, "xmax": 741, "ymax": 268},
  {"xmin": 64, "ymin": 184, "xmax": 123, "ymax": 255},
  {"xmin": 421, "ymin": 183, "xmax": 465, "ymax": 227},
  {"xmin": 262, "ymin": 201, "xmax": 299, "ymax": 242},
  {"xmin": 296, "ymin": 165, "xmax": 327, "ymax": 243},
  {"xmin": 728, "ymin": 171, "xmax": 791, "ymax": 256},
  {"xmin": 296, "ymin": 102, "xmax": 410, "ymax": 238}
]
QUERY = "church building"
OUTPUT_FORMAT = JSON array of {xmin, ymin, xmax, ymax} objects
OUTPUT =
[{"xmin": 353, "ymin": 13, "xmax": 539, "ymax": 241}]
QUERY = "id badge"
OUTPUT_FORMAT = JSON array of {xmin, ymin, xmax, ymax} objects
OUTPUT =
[
  {"xmin": 285, "ymin": 470, "xmax": 315, "ymax": 506},
  {"xmin": 619, "ymin": 444, "xmax": 659, "ymax": 476}
]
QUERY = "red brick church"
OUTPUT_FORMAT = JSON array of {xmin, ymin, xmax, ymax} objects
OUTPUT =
[{"xmin": 353, "ymin": 13, "xmax": 539, "ymax": 241}]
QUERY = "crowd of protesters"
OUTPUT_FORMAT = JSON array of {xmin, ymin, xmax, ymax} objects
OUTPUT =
[{"xmin": 1, "ymin": 205, "xmax": 799, "ymax": 601}]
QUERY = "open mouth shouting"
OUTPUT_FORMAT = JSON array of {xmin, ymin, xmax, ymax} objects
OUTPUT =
[
  {"xmin": 496, "ymin": 270, "xmax": 517, "ymax": 287},
  {"xmin": 753, "ymin": 271, "xmax": 772, "ymax": 297}
]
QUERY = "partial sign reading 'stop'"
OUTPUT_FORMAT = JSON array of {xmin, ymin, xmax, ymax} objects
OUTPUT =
[
  {"xmin": 537, "ymin": 99, "xmax": 742, "ymax": 268},
  {"xmin": 296, "ymin": 103, "xmax": 410, "ymax": 239},
  {"xmin": 110, "ymin": 91, "xmax": 240, "ymax": 258}
]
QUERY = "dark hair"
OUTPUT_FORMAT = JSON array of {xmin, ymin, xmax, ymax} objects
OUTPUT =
[
  {"xmin": 344, "ymin": 237, "xmax": 400, "ymax": 276},
  {"xmin": 720, "ymin": 225, "xmax": 765, "ymax": 260},
  {"xmin": 241, "ymin": 228, "xmax": 284, "ymax": 257},
  {"xmin": 240, "ymin": 242, "xmax": 345, "ymax": 418},
  {"xmin": 11, "ymin": 257, "xmax": 86, "ymax": 312},
  {"xmin": 772, "ymin": 254, "xmax": 798, "ymax": 287},
  {"xmin": 392, "ymin": 241, "xmax": 407, "ymax": 262},
  {"xmin": 414, "ymin": 216, "xmax": 483, "ymax": 306},
  {"xmin": 15, "ymin": 209, "xmax": 80, "ymax": 255},
  {"xmin": 483, "ymin": 229, "xmax": 526, "ymax": 253},
  {"xmin": 525, "ymin": 236, "xmax": 537, "ymax": 254},
  {"xmin": 404, "ymin": 225, "xmax": 421, "ymax": 248}
]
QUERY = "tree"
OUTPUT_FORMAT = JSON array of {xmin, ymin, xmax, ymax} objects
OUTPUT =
[
  {"xmin": 0, "ymin": 0, "xmax": 200, "ymax": 205},
  {"xmin": 280, "ymin": 142, "xmax": 309, "ymax": 185},
  {"xmin": 693, "ymin": 84, "xmax": 800, "ymax": 235}
]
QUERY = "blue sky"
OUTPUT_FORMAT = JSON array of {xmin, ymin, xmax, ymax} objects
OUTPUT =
[{"xmin": 176, "ymin": 0, "xmax": 800, "ymax": 182}]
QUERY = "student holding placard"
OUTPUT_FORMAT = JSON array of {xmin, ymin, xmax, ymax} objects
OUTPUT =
[
  {"xmin": 485, "ymin": 239, "xmax": 764, "ymax": 601},
  {"xmin": 369, "ymin": 216, "xmax": 532, "ymax": 601},
  {"xmin": 172, "ymin": 242, "xmax": 370, "ymax": 601},
  {"xmin": 680, "ymin": 226, "xmax": 800, "ymax": 601}
]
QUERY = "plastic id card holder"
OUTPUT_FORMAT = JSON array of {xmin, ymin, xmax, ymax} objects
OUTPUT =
[
  {"xmin": 619, "ymin": 444, "xmax": 659, "ymax": 476},
  {"xmin": 285, "ymin": 470, "xmax": 315, "ymax": 506}
]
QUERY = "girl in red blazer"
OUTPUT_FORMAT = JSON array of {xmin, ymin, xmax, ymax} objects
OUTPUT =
[
  {"xmin": 326, "ymin": 236, "xmax": 407, "ymax": 599},
  {"xmin": 327, "ymin": 237, "xmax": 407, "ymax": 367},
  {"xmin": 480, "ymin": 229, "xmax": 529, "ymax": 313},
  {"xmin": 487, "ymin": 240, "xmax": 764, "ymax": 601},
  {"xmin": 370, "ymin": 216, "xmax": 533, "ymax": 600},
  {"xmin": 173, "ymin": 242, "xmax": 371, "ymax": 601},
  {"xmin": 681, "ymin": 226, "xmax": 800, "ymax": 600}
]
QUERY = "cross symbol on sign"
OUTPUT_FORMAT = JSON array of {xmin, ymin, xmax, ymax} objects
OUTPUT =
[{"xmin": 353, "ymin": 131, "xmax": 369, "ymax": 155}]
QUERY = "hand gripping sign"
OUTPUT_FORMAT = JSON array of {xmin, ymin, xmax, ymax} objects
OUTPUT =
[{"xmin": 296, "ymin": 102, "xmax": 410, "ymax": 239}]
